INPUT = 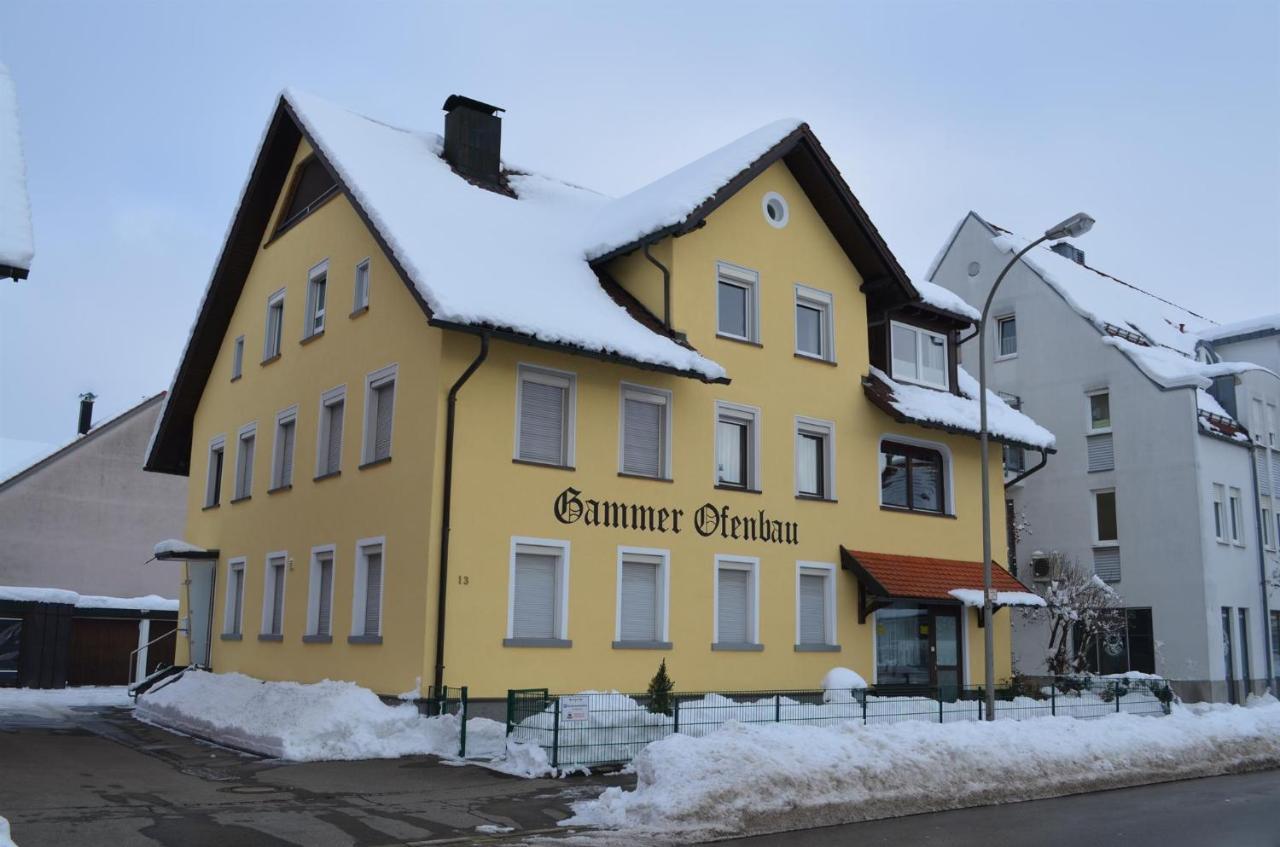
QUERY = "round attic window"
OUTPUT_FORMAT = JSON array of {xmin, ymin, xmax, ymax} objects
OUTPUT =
[
  {"xmin": 762, "ymin": 192, "xmax": 789, "ymax": 228},
  {"xmin": 967, "ymin": 261, "xmax": 981, "ymax": 277}
]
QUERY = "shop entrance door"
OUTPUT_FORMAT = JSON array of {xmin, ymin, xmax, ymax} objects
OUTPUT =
[{"xmin": 876, "ymin": 603, "xmax": 963, "ymax": 697}]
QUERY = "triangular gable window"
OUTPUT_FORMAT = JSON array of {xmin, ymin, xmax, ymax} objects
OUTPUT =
[{"xmin": 276, "ymin": 156, "xmax": 338, "ymax": 234}]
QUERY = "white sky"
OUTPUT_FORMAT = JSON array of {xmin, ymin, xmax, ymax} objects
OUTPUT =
[{"xmin": 1, "ymin": 0, "xmax": 1277, "ymax": 474}]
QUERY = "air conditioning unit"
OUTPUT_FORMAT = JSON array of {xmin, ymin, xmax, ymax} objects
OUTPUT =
[{"xmin": 1031, "ymin": 556, "xmax": 1053, "ymax": 583}]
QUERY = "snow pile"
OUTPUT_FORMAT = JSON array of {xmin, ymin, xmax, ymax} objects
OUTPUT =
[
  {"xmin": 820, "ymin": 667, "xmax": 868, "ymax": 694},
  {"xmin": 565, "ymin": 698, "xmax": 1280, "ymax": 837},
  {"xmin": 0, "ymin": 685, "xmax": 131, "ymax": 711},
  {"xmin": 136, "ymin": 670, "xmax": 504, "ymax": 761},
  {"xmin": 153, "ymin": 538, "xmax": 208, "ymax": 557},
  {"xmin": 284, "ymin": 90, "xmax": 724, "ymax": 381},
  {"xmin": 582, "ymin": 120, "xmax": 801, "ymax": 260},
  {"xmin": 0, "ymin": 585, "xmax": 177, "ymax": 612},
  {"xmin": 913, "ymin": 279, "xmax": 980, "ymax": 322},
  {"xmin": 948, "ymin": 588, "xmax": 1045, "ymax": 608},
  {"xmin": 868, "ymin": 366, "xmax": 1056, "ymax": 449},
  {"xmin": 0, "ymin": 63, "xmax": 33, "ymax": 272},
  {"xmin": 0, "ymin": 815, "xmax": 17, "ymax": 847}
]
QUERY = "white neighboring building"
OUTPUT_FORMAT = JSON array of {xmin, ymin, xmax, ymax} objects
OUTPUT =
[
  {"xmin": 0, "ymin": 61, "xmax": 34, "ymax": 280},
  {"xmin": 930, "ymin": 212, "xmax": 1279, "ymax": 702}
]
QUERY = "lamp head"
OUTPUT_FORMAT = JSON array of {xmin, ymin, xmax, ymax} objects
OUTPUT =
[{"xmin": 1044, "ymin": 212, "xmax": 1095, "ymax": 241}]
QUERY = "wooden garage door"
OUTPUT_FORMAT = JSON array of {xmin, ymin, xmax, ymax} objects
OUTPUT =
[{"xmin": 67, "ymin": 618, "xmax": 139, "ymax": 686}]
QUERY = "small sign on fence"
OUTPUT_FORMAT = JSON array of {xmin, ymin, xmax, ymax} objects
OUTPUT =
[{"xmin": 561, "ymin": 695, "xmax": 590, "ymax": 722}]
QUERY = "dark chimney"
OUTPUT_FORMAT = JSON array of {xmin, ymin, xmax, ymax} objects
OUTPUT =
[
  {"xmin": 442, "ymin": 95, "xmax": 505, "ymax": 189},
  {"xmin": 1049, "ymin": 241, "xmax": 1086, "ymax": 265},
  {"xmin": 77, "ymin": 392, "xmax": 96, "ymax": 436}
]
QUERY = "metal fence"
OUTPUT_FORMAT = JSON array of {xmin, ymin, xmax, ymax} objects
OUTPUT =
[
  {"xmin": 506, "ymin": 678, "xmax": 1173, "ymax": 768},
  {"xmin": 423, "ymin": 685, "xmax": 470, "ymax": 757}
]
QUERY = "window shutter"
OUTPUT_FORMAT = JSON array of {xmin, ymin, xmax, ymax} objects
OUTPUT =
[
  {"xmin": 1257, "ymin": 453, "xmax": 1270, "ymax": 495},
  {"xmin": 519, "ymin": 379, "xmax": 566, "ymax": 464},
  {"xmin": 1087, "ymin": 433, "xmax": 1114, "ymax": 472},
  {"xmin": 798, "ymin": 573, "xmax": 826, "ymax": 644},
  {"xmin": 1093, "ymin": 547, "xmax": 1121, "ymax": 583},
  {"xmin": 279, "ymin": 421, "xmax": 295, "ymax": 486},
  {"xmin": 363, "ymin": 550, "xmax": 383, "ymax": 635},
  {"xmin": 622, "ymin": 397, "xmax": 663, "ymax": 477},
  {"xmin": 513, "ymin": 552, "xmax": 557, "ymax": 639},
  {"xmin": 373, "ymin": 382, "xmax": 395, "ymax": 460},
  {"xmin": 325, "ymin": 402, "xmax": 344, "ymax": 474},
  {"xmin": 717, "ymin": 568, "xmax": 751, "ymax": 644},
  {"xmin": 270, "ymin": 562, "xmax": 285, "ymax": 634},
  {"xmin": 620, "ymin": 559, "xmax": 659, "ymax": 642},
  {"xmin": 1272, "ymin": 461, "xmax": 1280, "ymax": 498},
  {"xmin": 316, "ymin": 557, "xmax": 333, "ymax": 635}
]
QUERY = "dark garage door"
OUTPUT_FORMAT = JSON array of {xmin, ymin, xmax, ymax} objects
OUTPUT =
[{"xmin": 67, "ymin": 618, "xmax": 139, "ymax": 686}]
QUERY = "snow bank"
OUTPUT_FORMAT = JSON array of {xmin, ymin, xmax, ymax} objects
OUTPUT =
[
  {"xmin": 0, "ymin": 62, "xmax": 33, "ymax": 271},
  {"xmin": 913, "ymin": 279, "xmax": 980, "ymax": 322},
  {"xmin": 0, "ymin": 815, "xmax": 17, "ymax": 847},
  {"xmin": 0, "ymin": 585, "xmax": 177, "ymax": 612},
  {"xmin": 136, "ymin": 670, "xmax": 504, "ymax": 761},
  {"xmin": 948, "ymin": 588, "xmax": 1045, "ymax": 608},
  {"xmin": 0, "ymin": 685, "xmax": 131, "ymax": 711},
  {"xmin": 820, "ymin": 667, "xmax": 868, "ymax": 693},
  {"xmin": 565, "ymin": 699, "xmax": 1280, "ymax": 837}
]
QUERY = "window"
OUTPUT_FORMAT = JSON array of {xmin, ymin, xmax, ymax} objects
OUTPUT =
[
  {"xmin": 1088, "ymin": 391, "xmax": 1111, "ymax": 433},
  {"xmin": 996, "ymin": 315, "xmax": 1017, "ymax": 358},
  {"xmin": 271, "ymin": 406, "xmax": 297, "ymax": 490},
  {"xmin": 231, "ymin": 336, "xmax": 244, "ymax": 380},
  {"xmin": 1239, "ymin": 608, "xmax": 1251, "ymax": 686},
  {"xmin": 1228, "ymin": 487, "xmax": 1244, "ymax": 545},
  {"xmin": 795, "ymin": 417, "xmax": 835, "ymax": 500},
  {"xmin": 1093, "ymin": 489, "xmax": 1118, "ymax": 545},
  {"xmin": 890, "ymin": 321, "xmax": 949, "ymax": 389},
  {"xmin": 1271, "ymin": 611, "xmax": 1280, "ymax": 679},
  {"xmin": 1074, "ymin": 608, "xmax": 1154, "ymax": 675},
  {"xmin": 795, "ymin": 563, "xmax": 836, "ymax": 648},
  {"xmin": 716, "ymin": 262, "xmax": 759, "ymax": 343},
  {"xmin": 304, "ymin": 261, "xmax": 328, "ymax": 337},
  {"xmin": 714, "ymin": 556, "xmax": 760, "ymax": 649},
  {"xmin": 362, "ymin": 364, "xmax": 397, "ymax": 465},
  {"xmin": 715, "ymin": 401, "xmax": 761, "ymax": 490},
  {"xmin": 276, "ymin": 156, "xmax": 338, "ymax": 233},
  {"xmin": 1263, "ymin": 507, "xmax": 1274, "ymax": 549},
  {"xmin": 316, "ymin": 386, "xmax": 346, "ymax": 477},
  {"xmin": 505, "ymin": 538, "xmax": 569, "ymax": 646},
  {"xmin": 762, "ymin": 191, "xmax": 789, "ymax": 228},
  {"xmin": 619, "ymin": 384, "xmax": 671, "ymax": 479},
  {"xmin": 1267, "ymin": 402, "xmax": 1277, "ymax": 447},
  {"xmin": 880, "ymin": 440, "xmax": 946, "ymax": 514},
  {"xmin": 205, "ymin": 436, "xmax": 225, "ymax": 507},
  {"xmin": 261, "ymin": 553, "xmax": 287, "ymax": 637},
  {"xmin": 223, "ymin": 558, "xmax": 246, "ymax": 637},
  {"xmin": 615, "ymin": 548, "xmax": 669, "ymax": 647},
  {"xmin": 515, "ymin": 365, "xmax": 575, "ymax": 467},
  {"xmin": 1212, "ymin": 484, "xmax": 1227, "ymax": 542},
  {"xmin": 351, "ymin": 539, "xmax": 384, "ymax": 640},
  {"xmin": 233, "ymin": 423, "xmax": 256, "ymax": 500},
  {"xmin": 1003, "ymin": 443, "xmax": 1025, "ymax": 475},
  {"xmin": 353, "ymin": 258, "xmax": 370, "ymax": 312},
  {"xmin": 306, "ymin": 547, "xmax": 335, "ymax": 640},
  {"xmin": 794, "ymin": 285, "xmax": 834, "ymax": 361},
  {"xmin": 263, "ymin": 289, "xmax": 285, "ymax": 361}
]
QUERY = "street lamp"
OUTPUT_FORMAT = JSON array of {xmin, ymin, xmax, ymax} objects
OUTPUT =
[{"xmin": 978, "ymin": 212, "xmax": 1094, "ymax": 721}]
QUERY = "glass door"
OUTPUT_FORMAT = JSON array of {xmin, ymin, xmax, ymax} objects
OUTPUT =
[
  {"xmin": 1221, "ymin": 608, "xmax": 1237, "ymax": 705},
  {"xmin": 931, "ymin": 609, "xmax": 961, "ymax": 701}
]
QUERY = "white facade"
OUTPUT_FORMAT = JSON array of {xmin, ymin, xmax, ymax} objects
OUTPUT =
[{"xmin": 930, "ymin": 212, "xmax": 1279, "ymax": 701}]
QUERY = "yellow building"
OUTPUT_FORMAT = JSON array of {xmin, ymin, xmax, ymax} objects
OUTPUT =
[{"xmin": 145, "ymin": 92, "xmax": 1053, "ymax": 706}]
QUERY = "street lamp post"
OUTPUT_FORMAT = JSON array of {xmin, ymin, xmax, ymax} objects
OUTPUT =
[{"xmin": 979, "ymin": 212, "xmax": 1094, "ymax": 721}]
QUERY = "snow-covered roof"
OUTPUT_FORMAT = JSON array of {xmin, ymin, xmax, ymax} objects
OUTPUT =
[
  {"xmin": 285, "ymin": 89, "xmax": 724, "ymax": 381},
  {"xmin": 0, "ymin": 585, "xmax": 177, "ymax": 612},
  {"xmin": 1199, "ymin": 314, "xmax": 1280, "ymax": 344},
  {"xmin": 864, "ymin": 366, "xmax": 1056, "ymax": 451},
  {"xmin": 153, "ymin": 538, "xmax": 208, "ymax": 557},
  {"xmin": 1103, "ymin": 336, "xmax": 1270, "ymax": 391},
  {"xmin": 913, "ymin": 278, "xmax": 980, "ymax": 322},
  {"xmin": 948, "ymin": 588, "xmax": 1046, "ymax": 608},
  {"xmin": 0, "ymin": 62, "xmax": 34, "ymax": 277}
]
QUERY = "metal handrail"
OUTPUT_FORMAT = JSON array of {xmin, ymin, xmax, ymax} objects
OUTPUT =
[{"xmin": 128, "ymin": 626, "xmax": 178, "ymax": 690}]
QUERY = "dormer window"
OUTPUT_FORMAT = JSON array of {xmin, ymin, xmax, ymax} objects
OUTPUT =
[{"xmin": 890, "ymin": 321, "xmax": 948, "ymax": 390}]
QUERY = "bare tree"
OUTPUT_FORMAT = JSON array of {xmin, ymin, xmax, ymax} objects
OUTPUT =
[{"xmin": 1022, "ymin": 553, "xmax": 1126, "ymax": 677}]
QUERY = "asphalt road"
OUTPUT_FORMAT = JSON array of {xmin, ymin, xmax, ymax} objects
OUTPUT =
[{"xmin": 717, "ymin": 769, "xmax": 1280, "ymax": 847}]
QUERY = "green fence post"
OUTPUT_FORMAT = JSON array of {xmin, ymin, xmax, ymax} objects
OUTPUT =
[
  {"xmin": 938, "ymin": 688, "xmax": 944, "ymax": 724},
  {"xmin": 1051, "ymin": 683, "xmax": 1057, "ymax": 717},
  {"xmin": 551, "ymin": 697, "xmax": 561, "ymax": 770},
  {"xmin": 505, "ymin": 689, "xmax": 514, "ymax": 736},
  {"xmin": 862, "ymin": 691, "xmax": 868, "ymax": 725},
  {"xmin": 775, "ymin": 693, "xmax": 781, "ymax": 722},
  {"xmin": 459, "ymin": 686, "xmax": 469, "ymax": 758},
  {"xmin": 1115, "ymin": 683, "xmax": 1121, "ymax": 713},
  {"xmin": 672, "ymin": 697, "xmax": 680, "ymax": 735}
]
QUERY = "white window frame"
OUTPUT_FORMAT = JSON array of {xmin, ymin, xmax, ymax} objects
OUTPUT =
[
  {"xmin": 261, "ymin": 550, "xmax": 288, "ymax": 636},
  {"xmin": 223, "ymin": 557, "xmax": 247, "ymax": 636},
  {"xmin": 361, "ymin": 363, "xmax": 398, "ymax": 465},
  {"xmin": 505, "ymin": 537, "xmax": 571, "ymax": 643},
  {"xmin": 352, "ymin": 257, "xmax": 371, "ymax": 312},
  {"xmin": 513, "ymin": 363, "xmax": 577, "ymax": 468},
  {"xmin": 794, "ymin": 562, "xmax": 837, "ymax": 647},
  {"xmin": 889, "ymin": 320, "xmax": 949, "ymax": 390},
  {"xmin": 795, "ymin": 416, "xmax": 836, "ymax": 500},
  {"xmin": 794, "ymin": 284, "xmax": 835, "ymax": 362},
  {"xmin": 1086, "ymin": 389, "xmax": 1112, "ymax": 434},
  {"xmin": 713, "ymin": 555, "xmax": 761, "ymax": 647},
  {"xmin": 304, "ymin": 259, "xmax": 329, "ymax": 338},
  {"xmin": 613, "ymin": 546, "xmax": 671, "ymax": 646},
  {"xmin": 1266, "ymin": 402, "xmax": 1277, "ymax": 448},
  {"xmin": 351, "ymin": 536, "xmax": 386, "ymax": 639},
  {"xmin": 716, "ymin": 261, "xmax": 760, "ymax": 343},
  {"xmin": 714, "ymin": 400, "xmax": 762, "ymax": 490},
  {"xmin": 205, "ymin": 435, "xmax": 226, "ymax": 508},
  {"xmin": 618, "ymin": 382, "xmax": 673, "ymax": 479},
  {"xmin": 1228, "ymin": 487, "xmax": 1245, "ymax": 546},
  {"xmin": 1263, "ymin": 506, "xmax": 1274, "ymax": 550},
  {"xmin": 877, "ymin": 433, "xmax": 955, "ymax": 515},
  {"xmin": 315, "ymin": 384, "xmax": 347, "ymax": 477},
  {"xmin": 262, "ymin": 287, "xmax": 285, "ymax": 361},
  {"xmin": 1212, "ymin": 483, "xmax": 1227, "ymax": 543},
  {"xmin": 994, "ymin": 314, "xmax": 1017, "ymax": 360},
  {"xmin": 231, "ymin": 335, "xmax": 245, "ymax": 380},
  {"xmin": 233, "ymin": 422, "xmax": 256, "ymax": 500},
  {"xmin": 1091, "ymin": 487, "xmax": 1119, "ymax": 547},
  {"xmin": 306, "ymin": 544, "xmax": 337, "ymax": 638},
  {"xmin": 270, "ymin": 405, "xmax": 298, "ymax": 490}
]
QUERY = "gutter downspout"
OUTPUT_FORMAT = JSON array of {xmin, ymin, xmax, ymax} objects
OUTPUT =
[
  {"xmin": 642, "ymin": 241, "xmax": 672, "ymax": 332},
  {"xmin": 1249, "ymin": 448, "xmax": 1276, "ymax": 693},
  {"xmin": 1004, "ymin": 448, "xmax": 1049, "ymax": 489},
  {"xmin": 432, "ymin": 331, "xmax": 490, "ymax": 701}
]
